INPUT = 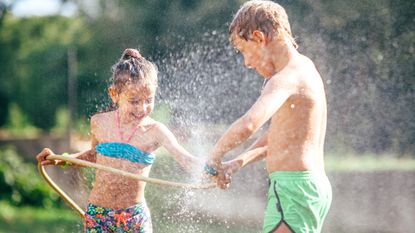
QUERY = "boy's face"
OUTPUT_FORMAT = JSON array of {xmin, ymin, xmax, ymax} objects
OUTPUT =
[
  {"xmin": 110, "ymin": 82, "xmax": 156, "ymax": 123},
  {"xmin": 231, "ymin": 32, "xmax": 275, "ymax": 78}
]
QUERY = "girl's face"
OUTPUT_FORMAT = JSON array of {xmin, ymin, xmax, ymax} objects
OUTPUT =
[{"xmin": 110, "ymin": 82, "xmax": 156, "ymax": 123}]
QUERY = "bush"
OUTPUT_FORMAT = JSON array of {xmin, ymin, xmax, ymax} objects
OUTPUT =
[{"xmin": 0, "ymin": 146, "xmax": 62, "ymax": 208}]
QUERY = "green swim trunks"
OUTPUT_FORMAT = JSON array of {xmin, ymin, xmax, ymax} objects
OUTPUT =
[{"xmin": 263, "ymin": 171, "xmax": 332, "ymax": 233}]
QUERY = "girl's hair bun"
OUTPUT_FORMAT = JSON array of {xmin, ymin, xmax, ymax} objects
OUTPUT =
[{"xmin": 122, "ymin": 48, "xmax": 142, "ymax": 60}]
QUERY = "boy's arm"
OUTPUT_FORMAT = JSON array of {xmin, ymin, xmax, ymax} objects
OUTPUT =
[
  {"xmin": 224, "ymin": 146, "xmax": 267, "ymax": 174},
  {"xmin": 220, "ymin": 133, "xmax": 268, "ymax": 179},
  {"xmin": 235, "ymin": 132, "xmax": 268, "ymax": 168},
  {"xmin": 209, "ymin": 75, "xmax": 294, "ymax": 165},
  {"xmin": 157, "ymin": 123, "xmax": 203, "ymax": 173}
]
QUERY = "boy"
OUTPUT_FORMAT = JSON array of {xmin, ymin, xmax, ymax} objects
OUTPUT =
[{"xmin": 205, "ymin": 1, "xmax": 332, "ymax": 232}]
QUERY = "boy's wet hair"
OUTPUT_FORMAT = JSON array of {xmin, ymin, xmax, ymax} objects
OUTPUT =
[
  {"xmin": 111, "ymin": 48, "xmax": 158, "ymax": 93},
  {"xmin": 229, "ymin": 0, "xmax": 298, "ymax": 48}
]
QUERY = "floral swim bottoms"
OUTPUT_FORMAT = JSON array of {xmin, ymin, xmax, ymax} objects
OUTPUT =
[{"xmin": 84, "ymin": 202, "xmax": 152, "ymax": 233}]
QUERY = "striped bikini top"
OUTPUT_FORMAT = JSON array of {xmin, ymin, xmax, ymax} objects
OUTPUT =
[{"xmin": 95, "ymin": 142, "xmax": 155, "ymax": 166}]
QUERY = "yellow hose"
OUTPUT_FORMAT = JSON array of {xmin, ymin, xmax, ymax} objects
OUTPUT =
[
  {"xmin": 38, "ymin": 154, "xmax": 216, "ymax": 217},
  {"xmin": 38, "ymin": 163, "xmax": 85, "ymax": 217}
]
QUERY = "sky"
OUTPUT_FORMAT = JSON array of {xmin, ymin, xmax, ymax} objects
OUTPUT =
[{"xmin": 10, "ymin": 0, "xmax": 77, "ymax": 17}]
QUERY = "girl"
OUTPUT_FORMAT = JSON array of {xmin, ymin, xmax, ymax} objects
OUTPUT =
[{"xmin": 37, "ymin": 48, "xmax": 204, "ymax": 233}]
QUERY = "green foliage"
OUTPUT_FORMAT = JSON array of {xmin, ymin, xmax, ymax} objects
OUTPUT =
[
  {"xmin": 279, "ymin": 0, "xmax": 415, "ymax": 154},
  {"xmin": 4, "ymin": 103, "xmax": 40, "ymax": 137},
  {"xmin": 0, "ymin": 15, "xmax": 92, "ymax": 130},
  {"xmin": 0, "ymin": 146, "xmax": 62, "ymax": 208},
  {"xmin": 50, "ymin": 107, "xmax": 70, "ymax": 136},
  {"xmin": 0, "ymin": 0, "xmax": 414, "ymax": 156}
]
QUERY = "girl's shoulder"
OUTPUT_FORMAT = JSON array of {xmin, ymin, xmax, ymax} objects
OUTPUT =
[
  {"xmin": 91, "ymin": 111, "xmax": 115, "ymax": 126},
  {"xmin": 141, "ymin": 118, "xmax": 174, "ymax": 139},
  {"xmin": 142, "ymin": 117, "xmax": 164, "ymax": 131}
]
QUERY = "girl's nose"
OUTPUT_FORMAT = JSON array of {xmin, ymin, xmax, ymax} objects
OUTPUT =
[{"xmin": 138, "ymin": 103, "xmax": 148, "ymax": 113}]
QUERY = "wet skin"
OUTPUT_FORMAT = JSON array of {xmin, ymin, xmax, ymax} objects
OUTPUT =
[
  {"xmin": 37, "ymin": 83, "xmax": 203, "ymax": 209},
  {"xmin": 210, "ymin": 31, "xmax": 327, "ymax": 181}
]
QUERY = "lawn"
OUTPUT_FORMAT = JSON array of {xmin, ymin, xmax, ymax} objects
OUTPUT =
[
  {"xmin": 1, "ymin": 153, "xmax": 413, "ymax": 233},
  {"xmin": 0, "ymin": 204, "xmax": 260, "ymax": 233},
  {"xmin": 0, "ymin": 205, "xmax": 80, "ymax": 233},
  {"xmin": 325, "ymin": 153, "xmax": 415, "ymax": 171}
]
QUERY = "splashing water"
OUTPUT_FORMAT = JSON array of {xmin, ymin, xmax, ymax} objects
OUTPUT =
[
  {"xmin": 59, "ymin": 18, "xmax": 414, "ymax": 231},
  {"xmin": 148, "ymin": 32, "xmax": 267, "ymax": 232}
]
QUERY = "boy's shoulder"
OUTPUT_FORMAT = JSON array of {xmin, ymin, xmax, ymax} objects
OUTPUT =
[
  {"xmin": 275, "ymin": 55, "xmax": 317, "ymax": 81},
  {"xmin": 265, "ymin": 55, "xmax": 320, "ymax": 94}
]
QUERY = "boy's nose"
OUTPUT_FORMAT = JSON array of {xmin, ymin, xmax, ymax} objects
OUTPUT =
[{"xmin": 244, "ymin": 59, "xmax": 253, "ymax": 69}]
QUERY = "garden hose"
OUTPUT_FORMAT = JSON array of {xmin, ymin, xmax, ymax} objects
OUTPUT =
[{"xmin": 38, "ymin": 163, "xmax": 85, "ymax": 217}]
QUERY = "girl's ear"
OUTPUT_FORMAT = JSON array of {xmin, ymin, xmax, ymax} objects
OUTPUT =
[
  {"xmin": 252, "ymin": 30, "xmax": 266, "ymax": 44},
  {"xmin": 108, "ymin": 86, "xmax": 119, "ymax": 104}
]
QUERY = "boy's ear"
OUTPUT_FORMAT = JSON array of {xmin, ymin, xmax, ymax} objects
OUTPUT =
[
  {"xmin": 108, "ymin": 86, "xmax": 119, "ymax": 104},
  {"xmin": 252, "ymin": 30, "xmax": 266, "ymax": 43}
]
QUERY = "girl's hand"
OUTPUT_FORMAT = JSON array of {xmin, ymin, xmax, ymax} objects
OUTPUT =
[{"xmin": 36, "ymin": 148, "xmax": 63, "ymax": 166}]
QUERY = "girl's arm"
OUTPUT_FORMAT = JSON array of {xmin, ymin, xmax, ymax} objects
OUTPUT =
[
  {"xmin": 75, "ymin": 132, "xmax": 98, "ymax": 163},
  {"xmin": 156, "ymin": 123, "xmax": 203, "ymax": 173},
  {"xmin": 36, "ymin": 117, "xmax": 98, "ymax": 166},
  {"xmin": 70, "ymin": 115, "xmax": 98, "ymax": 164},
  {"xmin": 36, "ymin": 148, "xmax": 95, "ymax": 166}
]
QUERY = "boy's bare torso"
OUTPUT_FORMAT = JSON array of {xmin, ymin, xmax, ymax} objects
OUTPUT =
[
  {"xmin": 88, "ymin": 111, "xmax": 160, "ymax": 208},
  {"xmin": 266, "ymin": 55, "xmax": 327, "ymax": 173}
]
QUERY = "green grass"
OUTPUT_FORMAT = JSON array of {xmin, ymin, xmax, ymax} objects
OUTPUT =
[
  {"xmin": 152, "ymin": 217, "xmax": 260, "ymax": 233},
  {"xmin": 325, "ymin": 153, "xmax": 415, "ymax": 171},
  {"xmin": 0, "ymin": 205, "xmax": 81, "ymax": 233},
  {"xmin": 0, "ymin": 204, "xmax": 260, "ymax": 233}
]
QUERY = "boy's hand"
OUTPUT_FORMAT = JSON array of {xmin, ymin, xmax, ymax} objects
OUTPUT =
[
  {"xmin": 216, "ymin": 170, "xmax": 231, "ymax": 189},
  {"xmin": 216, "ymin": 160, "xmax": 242, "ymax": 189},
  {"xmin": 36, "ymin": 148, "xmax": 62, "ymax": 166},
  {"xmin": 203, "ymin": 160, "xmax": 226, "ymax": 188},
  {"xmin": 223, "ymin": 159, "xmax": 242, "ymax": 176},
  {"xmin": 203, "ymin": 160, "xmax": 241, "ymax": 190}
]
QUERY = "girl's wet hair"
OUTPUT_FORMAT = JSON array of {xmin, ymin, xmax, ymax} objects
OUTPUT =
[
  {"xmin": 229, "ymin": 0, "xmax": 298, "ymax": 49},
  {"xmin": 111, "ymin": 48, "xmax": 158, "ymax": 93}
]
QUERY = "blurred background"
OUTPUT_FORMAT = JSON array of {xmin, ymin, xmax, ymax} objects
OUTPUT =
[{"xmin": 0, "ymin": 0, "xmax": 414, "ymax": 232}]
